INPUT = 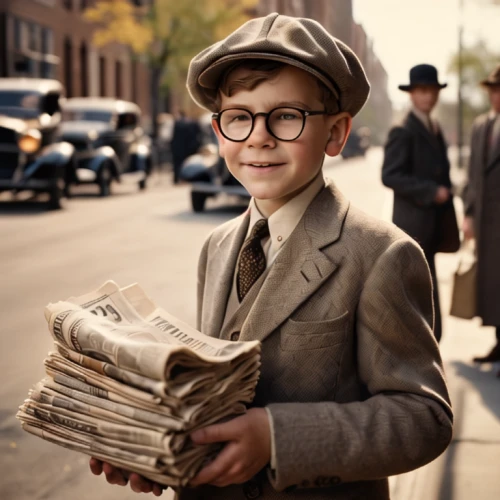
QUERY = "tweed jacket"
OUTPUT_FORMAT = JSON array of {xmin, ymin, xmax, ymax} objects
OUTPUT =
[
  {"xmin": 382, "ymin": 112, "xmax": 459, "ymax": 255},
  {"xmin": 463, "ymin": 112, "xmax": 500, "ymax": 324},
  {"xmin": 178, "ymin": 180, "xmax": 453, "ymax": 500}
]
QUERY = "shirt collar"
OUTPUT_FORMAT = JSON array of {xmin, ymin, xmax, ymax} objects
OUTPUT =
[
  {"xmin": 411, "ymin": 107, "xmax": 433, "ymax": 130},
  {"xmin": 247, "ymin": 173, "xmax": 326, "ymax": 250}
]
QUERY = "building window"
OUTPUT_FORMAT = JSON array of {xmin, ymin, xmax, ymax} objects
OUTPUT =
[
  {"xmin": 99, "ymin": 55, "xmax": 106, "ymax": 96},
  {"xmin": 13, "ymin": 18, "xmax": 22, "ymax": 50},
  {"xmin": 28, "ymin": 23, "xmax": 38, "ymax": 51},
  {"xmin": 80, "ymin": 42, "xmax": 88, "ymax": 96},
  {"xmin": 64, "ymin": 37, "xmax": 73, "ymax": 97},
  {"xmin": 131, "ymin": 59, "xmax": 138, "ymax": 103},
  {"xmin": 115, "ymin": 60, "xmax": 123, "ymax": 98}
]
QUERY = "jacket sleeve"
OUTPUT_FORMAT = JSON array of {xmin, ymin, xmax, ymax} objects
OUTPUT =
[
  {"xmin": 462, "ymin": 121, "xmax": 479, "ymax": 216},
  {"xmin": 382, "ymin": 126, "xmax": 440, "ymax": 206},
  {"xmin": 266, "ymin": 237, "xmax": 453, "ymax": 491},
  {"xmin": 196, "ymin": 232, "xmax": 212, "ymax": 332}
]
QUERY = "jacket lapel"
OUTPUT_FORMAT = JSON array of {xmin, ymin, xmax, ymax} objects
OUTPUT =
[
  {"xmin": 203, "ymin": 212, "xmax": 250, "ymax": 339},
  {"xmin": 406, "ymin": 112, "xmax": 442, "ymax": 153},
  {"xmin": 239, "ymin": 182, "xmax": 349, "ymax": 343},
  {"xmin": 486, "ymin": 119, "xmax": 500, "ymax": 170}
]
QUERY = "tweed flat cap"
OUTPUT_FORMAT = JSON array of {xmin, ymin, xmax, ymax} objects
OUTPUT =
[{"xmin": 187, "ymin": 13, "xmax": 370, "ymax": 117}]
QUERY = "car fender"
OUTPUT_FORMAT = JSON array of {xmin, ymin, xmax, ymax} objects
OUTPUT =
[
  {"xmin": 85, "ymin": 146, "xmax": 121, "ymax": 178},
  {"xmin": 24, "ymin": 141, "xmax": 75, "ymax": 178},
  {"xmin": 130, "ymin": 142, "xmax": 152, "ymax": 174}
]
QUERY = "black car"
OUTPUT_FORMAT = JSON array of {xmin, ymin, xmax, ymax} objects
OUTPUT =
[
  {"xmin": 0, "ymin": 78, "xmax": 74, "ymax": 209},
  {"xmin": 60, "ymin": 98, "xmax": 152, "ymax": 196},
  {"xmin": 180, "ymin": 114, "xmax": 250, "ymax": 212}
]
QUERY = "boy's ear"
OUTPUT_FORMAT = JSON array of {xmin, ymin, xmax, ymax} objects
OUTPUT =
[
  {"xmin": 325, "ymin": 112, "xmax": 352, "ymax": 157},
  {"xmin": 211, "ymin": 118, "xmax": 226, "ymax": 158}
]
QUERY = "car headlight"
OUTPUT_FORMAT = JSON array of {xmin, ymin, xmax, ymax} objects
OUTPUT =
[{"xmin": 18, "ymin": 129, "xmax": 42, "ymax": 154}]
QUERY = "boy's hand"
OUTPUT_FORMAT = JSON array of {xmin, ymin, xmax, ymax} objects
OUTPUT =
[
  {"xmin": 89, "ymin": 458, "xmax": 166, "ymax": 496},
  {"xmin": 434, "ymin": 186, "xmax": 451, "ymax": 204},
  {"xmin": 462, "ymin": 216, "xmax": 475, "ymax": 240},
  {"xmin": 190, "ymin": 408, "xmax": 271, "ymax": 488}
]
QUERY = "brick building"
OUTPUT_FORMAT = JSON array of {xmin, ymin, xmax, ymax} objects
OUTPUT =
[
  {"xmin": 256, "ymin": 0, "xmax": 392, "ymax": 143},
  {"xmin": 0, "ymin": 0, "xmax": 151, "ymax": 116}
]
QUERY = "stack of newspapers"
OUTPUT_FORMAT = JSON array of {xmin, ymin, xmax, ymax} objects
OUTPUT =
[{"xmin": 17, "ymin": 281, "xmax": 261, "ymax": 487}]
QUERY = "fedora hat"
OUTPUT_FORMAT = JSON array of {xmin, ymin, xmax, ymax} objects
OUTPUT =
[
  {"xmin": 187, "ymin": 13, "xmax": 370, "ymax": 117},
  {"xmin": 399, "ymin": 64, "xmax": 447, "ymax": 92},
  {"xmin": 481, "ymin": 64, "xmax": 500, "ymax": 86}
]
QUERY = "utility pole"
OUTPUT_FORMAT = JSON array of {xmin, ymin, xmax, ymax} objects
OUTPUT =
[{"xmin": 457, "ymin": 0, "xmax": 464, "ymax": 168}]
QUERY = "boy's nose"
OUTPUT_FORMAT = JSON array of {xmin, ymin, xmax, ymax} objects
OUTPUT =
[{"xmin": 247, "ymin": 115, "xmax": 275, "ymax": 148}]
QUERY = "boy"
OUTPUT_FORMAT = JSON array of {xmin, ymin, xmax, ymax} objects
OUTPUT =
[
  {"xmin": 91, "ymin": 13, "xmax": 453, "ymax": 499},
  {"xmin": 381, "ymin": 64, "xmax": 460, "ymax": 343}
]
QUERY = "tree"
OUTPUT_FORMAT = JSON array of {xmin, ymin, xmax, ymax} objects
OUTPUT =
[{"xmin": 84, "ymin": 0, "xmax": 257, "ymax": 140}]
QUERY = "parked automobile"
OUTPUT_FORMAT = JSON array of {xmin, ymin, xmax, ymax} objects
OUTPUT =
[
  {"xmin": 60, "ymin": 98, "xmax": 152, "ymax": 196},
  {"xmin": 180, "ymin": 114, "xmax": 250, "ymax": 212},
  {"xmin": 0, "ymin": 78, "xmax": 74, "ymax": 209},
  {"xmin": 341, "ymin": 126, "xmax": 371, "ymax": 159}
]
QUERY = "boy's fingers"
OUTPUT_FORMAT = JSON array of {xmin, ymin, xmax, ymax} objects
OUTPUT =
[
  {"xmin": 129, "ymin": 473, "xmax": 153, "ymax": 493},
  {"xmin": 89, "ymin": 458, "xmax": 103, "ymax": 476},
  {"xmin": 152, "ymin": 483, "xmax": 166, "ymax": 496},
  {"xmin": 190, "ymin": 443, "xmax": 238, "ymax": 486},
  {"xmin": 102, "ymin": 462, "xmax": 128, "ymax": 486},
  {"xmin": 191, "ymin": 418, "xmax": 242, "ymax": 445}
]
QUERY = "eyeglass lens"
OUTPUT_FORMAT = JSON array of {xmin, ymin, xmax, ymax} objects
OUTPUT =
[{"xmin": 220, "ymin": 108, "xmax": 305, "ymax": 141}]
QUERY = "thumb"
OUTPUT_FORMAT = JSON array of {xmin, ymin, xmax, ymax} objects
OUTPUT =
[{"xmin": 191, "ymin": 418, "xmax": 241, "ymax": 445}]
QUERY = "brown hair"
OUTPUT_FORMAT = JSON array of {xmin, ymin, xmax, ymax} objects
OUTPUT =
[{"xmin": 214, "ymin": 60, "xmax": 339, "ymax": 113}]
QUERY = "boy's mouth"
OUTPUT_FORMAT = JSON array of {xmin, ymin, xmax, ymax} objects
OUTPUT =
[{"xmin": 245, "ymin": 162, "xmax": 284, "ymax": 168}]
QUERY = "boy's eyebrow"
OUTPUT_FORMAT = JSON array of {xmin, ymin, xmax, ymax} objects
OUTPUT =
[{"xmin": 222, "ymin": 101, "xmax": 316, "ymax": 111}]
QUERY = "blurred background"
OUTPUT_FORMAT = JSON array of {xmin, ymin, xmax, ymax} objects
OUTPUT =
[{"xmin": 0, "ymin": 1, "xmax": 499, "ymax": 499}]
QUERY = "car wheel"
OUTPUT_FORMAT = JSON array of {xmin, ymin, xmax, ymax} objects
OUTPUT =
[
  {"xmin": 191, "ymin": 192, "xmax": 207, "ymax": 212},
  {"xmin": 48, "ymin": 178, "xmax": 66, "ymax": 210},
  {"xmin": 98, "ymin": 164, "xmax": 112, "ymax": 197}
]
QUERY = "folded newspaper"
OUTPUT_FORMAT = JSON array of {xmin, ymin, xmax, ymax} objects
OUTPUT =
[{"xmin": 17, "ymin": 281, "xmax": 261, "ymax": 487}]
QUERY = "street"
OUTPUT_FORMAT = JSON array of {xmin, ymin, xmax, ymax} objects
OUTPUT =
[{"xmin": 1, "ymin": 148, "xmax": 499, "ymax": 500}]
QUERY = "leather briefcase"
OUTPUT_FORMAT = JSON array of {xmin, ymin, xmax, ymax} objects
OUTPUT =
[{"xmin": 450, "ymin": 242, "xmax": 477, "ymax": 319}]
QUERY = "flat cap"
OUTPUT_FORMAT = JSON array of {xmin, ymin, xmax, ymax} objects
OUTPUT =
[{"xmin": 187, "ymin": 13, "xmax": 370, "ymax": 117}]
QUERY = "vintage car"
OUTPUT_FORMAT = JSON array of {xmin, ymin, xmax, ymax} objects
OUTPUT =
[
  {"xmin": 0, "ymin": 78, "xmax": 74, "ymax": 209},
  {"xmin": 180, "ymin": 114, "xmax": 250, "ymax": 212},
  {"xmin": 60, "ymin": 98, "xmax": 152, "ymax": 196},
  {"xmin": 341, "ymin": 126, "xmax": 371, "ymax": 159}
]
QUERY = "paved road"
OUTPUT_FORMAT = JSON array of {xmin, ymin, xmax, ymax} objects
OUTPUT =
[{"xmin": 1, "ymin": 149, "xmax": 498, "ymax": 499}]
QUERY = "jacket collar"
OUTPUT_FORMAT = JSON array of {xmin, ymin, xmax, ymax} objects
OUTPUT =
[{"xmin": 212, "ymin": 180, "xmax": 349, "ymax": 343}]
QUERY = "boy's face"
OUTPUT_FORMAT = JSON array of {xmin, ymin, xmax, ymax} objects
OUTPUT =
[
  {"xmin": 409, "ymin": 85, "xmax": 441, "ymax": 114},
  {"xmin": 487, "ymin": 86, "xmax": 500, "ymax": 113},
  {"xmin": 212, "ymin": 65, "xmax": 349, "ymax": 215}
]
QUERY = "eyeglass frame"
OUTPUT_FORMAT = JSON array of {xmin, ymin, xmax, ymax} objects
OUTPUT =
[{"xmin": 211, "ymin": 107, "xmax": 330, "ymax": 143}]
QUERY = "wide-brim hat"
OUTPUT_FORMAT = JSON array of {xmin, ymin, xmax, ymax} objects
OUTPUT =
[
  {"xmin": 399, "ymin": 64, "xmax": 447, "ymax": 91},
  {"xmin": 480, "ymin": 64, "xmax": 500, "ymax": 86},
  {"xmin": 187, "ymin": 13, "xmax": 370, "ymax": 117}
]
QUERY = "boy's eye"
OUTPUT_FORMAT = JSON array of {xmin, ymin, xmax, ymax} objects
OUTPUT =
[
  {"xmin": 274, "ymin": 109, "xmax": 301, "ymax": 121},
  {"xmin": 224, "ymin": 111, "xmax": 251, "ymax": 124}
]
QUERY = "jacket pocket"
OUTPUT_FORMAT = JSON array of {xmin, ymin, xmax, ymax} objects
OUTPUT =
[{"xmin": 280, "ymin": 311, "xmax": 349, "ymax": 351}]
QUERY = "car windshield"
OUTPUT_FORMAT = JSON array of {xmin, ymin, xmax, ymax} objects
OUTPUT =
[
  {"xmin": 0, "ymin": 91, "xmax": 41, "ymax": 118},
  {"xmin": 62, "ymin": 109, "xmax": 114, "ymax": 123}
]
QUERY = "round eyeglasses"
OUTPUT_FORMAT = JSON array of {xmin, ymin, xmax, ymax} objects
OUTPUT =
[{"xmin": 212, "ymin": 107, "xmax": 329, "ymax": 142}]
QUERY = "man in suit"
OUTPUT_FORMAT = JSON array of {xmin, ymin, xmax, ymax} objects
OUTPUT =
[
  {"xmin": 91, "ymin": 16, "xmax": 453, "ymax": 498},
  {"xmin": 382, "ymin": 64, "xmax": 460, "ymax": 343},
  {"xmin": 171, "ymin": 110, "xmax": 202, "ymax": 184},
  {"xmin": 463, "ymin": 64, "xmax": 500, "ymax": 368}
]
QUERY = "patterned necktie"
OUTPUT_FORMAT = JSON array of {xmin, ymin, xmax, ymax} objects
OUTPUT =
[{"xmin": 237, "ymin": 219, "xmax": 270, "ymax": 302}]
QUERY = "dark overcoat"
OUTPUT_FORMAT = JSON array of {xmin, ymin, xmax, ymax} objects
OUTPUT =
[
  {"xmin": 463, "ymin": 112, "xmax": 500, "ymax": 325},
  {"xmin": 381, "ymin": 112, "xmax": 459, "ymax": 256}
]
